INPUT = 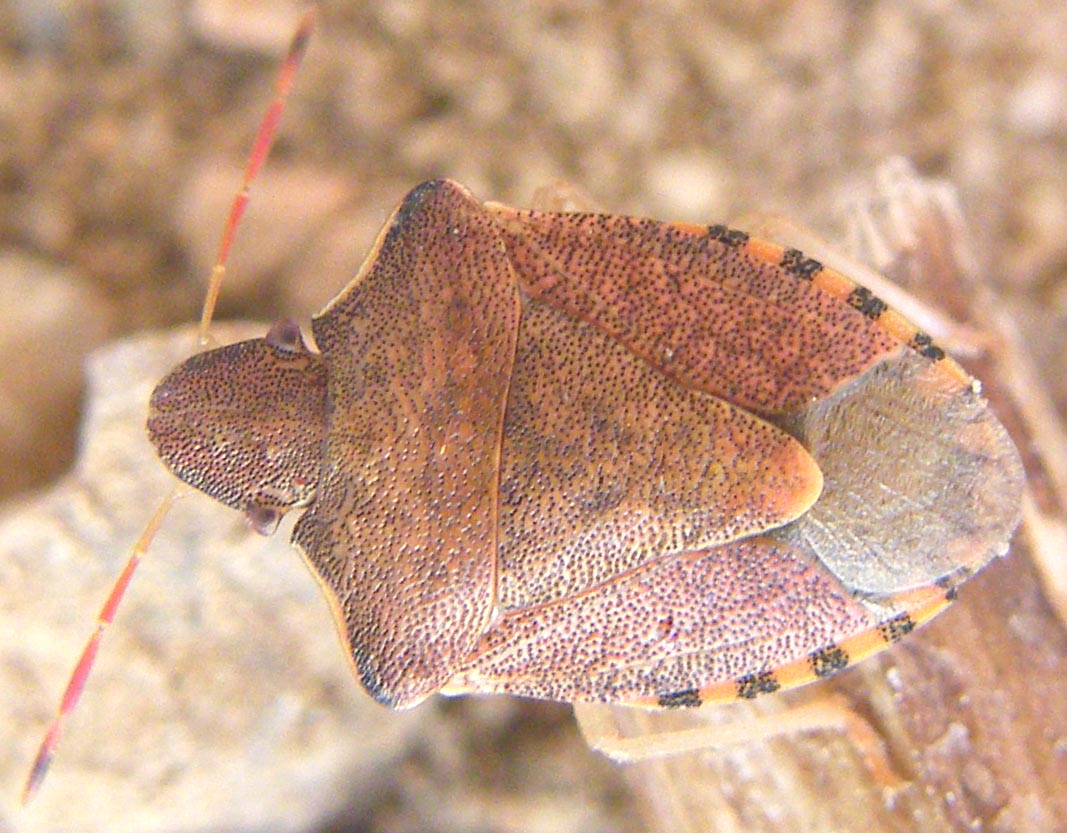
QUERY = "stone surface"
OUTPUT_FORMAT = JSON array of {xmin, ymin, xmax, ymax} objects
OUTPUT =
[{"xmin": 0, "ymin": 253, "xmax": 113, "ymax": 496}]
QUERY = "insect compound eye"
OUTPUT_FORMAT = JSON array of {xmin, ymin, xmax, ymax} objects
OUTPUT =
[
  {"xmin": 265, "ymin": 318, "xmax": 306, "ymax": 353},
  {"xmin": 245, "ymin": 504, "xmax": 284, "ymax": 536}
]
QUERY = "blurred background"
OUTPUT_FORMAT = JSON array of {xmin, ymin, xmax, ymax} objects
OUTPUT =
[{"xmin": 1, "ymin": 2, "xmax": 1064, "ymax": 832}]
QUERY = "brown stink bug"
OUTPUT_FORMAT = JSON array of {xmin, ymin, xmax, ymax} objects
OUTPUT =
[
  {"xmin": 145, "ymin": 174, "xmax": 1024, "ymax": 710},
  {"xmin": 22, "ymin": 11, "xmax": 1024, "ymax": 808}
]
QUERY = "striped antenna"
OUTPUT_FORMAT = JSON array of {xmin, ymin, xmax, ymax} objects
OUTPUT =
[{"xmin": 21, "ymin": 8, "xmax": 316, "ymax": 805}]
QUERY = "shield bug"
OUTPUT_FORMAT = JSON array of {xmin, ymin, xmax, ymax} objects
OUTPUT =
[{"xmin": 23, "ymin": 12, "xmax": 1023, "ymax": 803}]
